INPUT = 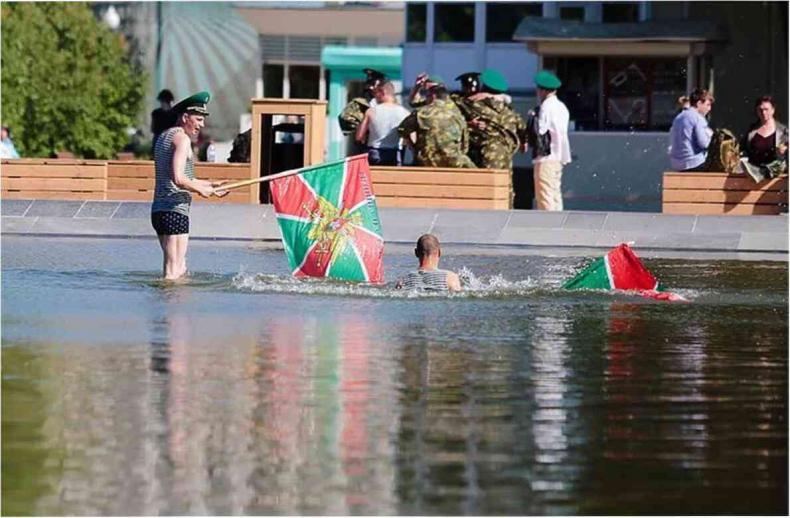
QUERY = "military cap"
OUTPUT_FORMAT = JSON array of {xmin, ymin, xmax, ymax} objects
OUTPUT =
[
  {"xmin": 534, "ymin": 70, "xmax": 562, "ymax": 90},
  {"xmin": 480, "ymin": 69, "xmax": 509, "ymax": 93},
  {"xmin": 363, "ymin": 68, "xmax": 386, "ymax": 83},
  {"xmin": 455, "ymin": 71, "xmax": 480, "ymax": 83},
  {"xmin": 172, "ymin": 91, "xmax": 211, "ymax": 116}
]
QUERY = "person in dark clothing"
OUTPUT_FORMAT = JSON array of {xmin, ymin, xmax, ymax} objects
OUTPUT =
[
  {"xmin": 228, "ymin": 129, "xmax": 252, "ymax": 163},
  {"xmin": 739, "ymin": 95, "xmax": 788, "ymax": 181},
  {"xmin": 151, "ymin": 89, "xmax": 177, "ymax": 153}
]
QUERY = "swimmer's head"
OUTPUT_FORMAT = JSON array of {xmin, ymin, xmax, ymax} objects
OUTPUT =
[{"xmin": 415, "ymin": 233, "xmax": 441, "ymax": 259}]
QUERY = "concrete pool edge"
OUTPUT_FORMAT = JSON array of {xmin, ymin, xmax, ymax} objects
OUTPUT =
[{"xmin": 2, "ymin": 199, "xmax": 788, "ymax": 260}]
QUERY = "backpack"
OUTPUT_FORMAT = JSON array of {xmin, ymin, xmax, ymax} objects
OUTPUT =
[
  {"xmin": 526, "ymin": 106, "xmax": 551, "ymax": 159},
  {"xmin": 704, "ymin": 128, "xmax": 740, "ymax": 174}
]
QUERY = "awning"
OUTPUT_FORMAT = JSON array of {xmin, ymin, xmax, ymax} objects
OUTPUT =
[{"xmin": 513, "ymin": 18, "xmax": 727, "ymax": 57}]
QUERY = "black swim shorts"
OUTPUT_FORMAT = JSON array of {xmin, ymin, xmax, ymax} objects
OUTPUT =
[{"xmin": 151, "ymin": 211, "xmax": 189, "ymax": 235}]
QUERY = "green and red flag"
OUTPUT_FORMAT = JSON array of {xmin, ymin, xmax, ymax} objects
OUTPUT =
[
  {"xmin": 562, "ymin": 243, "xmax": 685, "ymax": 301},
  {"xmin": 270, "ymin": 154, "xmax": 384, "ymax": 283}
]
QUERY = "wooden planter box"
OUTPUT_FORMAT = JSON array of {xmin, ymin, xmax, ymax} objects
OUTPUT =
[
  {"xmin": 2, "ymin": 159, "xmax": 512, "ymax": 210},
  {"xmin": 369, "ymin": 166, "xmax": 511, "ymax": 210},
  {"xmin": 1, "ymin": 159, "xmax": 108, "ymax": 200},
  {"xmin": 105, "ymin": 161, "xmax": 254, "ymax": 204},
  {"xmin": 662, "ymin": 172, "xmax": 788, "ymax": 215}
]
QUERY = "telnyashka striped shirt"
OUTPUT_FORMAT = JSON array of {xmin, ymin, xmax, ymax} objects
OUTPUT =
[
  {"xmin": 152, "ymin": 126, "xmax": 194, "ymax": 216},
  {"xmin": 399, "ymin": 269, "xmax": 451, "ymax": 291}
]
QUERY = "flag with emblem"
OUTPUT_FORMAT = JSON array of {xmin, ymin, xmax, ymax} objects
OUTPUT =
[
  {"xmin": 270, "ymin": 154, "xmax": 384, "ymax": 283},
  {"xmin": 562, "ymin": 243, "xmax": 685, "ymax": 301}
]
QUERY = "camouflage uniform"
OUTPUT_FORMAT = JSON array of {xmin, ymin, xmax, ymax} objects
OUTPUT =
[
  {"xmin": 338, "ymin": 97, "xmax": 372, "ymax": 133},
  {"xmin": 454, "ymin": 94, "xmax": 526, "ymax": 171},
  {"xmin": 398, "ymin": 98, "xmax": 475, "ymax": 168}
]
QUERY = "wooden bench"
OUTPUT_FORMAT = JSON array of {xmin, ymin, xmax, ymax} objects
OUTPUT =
[
  {"xmin": 1, "ymin": 159, "xmax": 108, "ymax": 200},
  {"xmin": 369, "ymin": 166, "xmax": 511, "ymax": 210},
  {"xmin": 662, "ymin": 172, "xmax": 788, "ymax": 215}
]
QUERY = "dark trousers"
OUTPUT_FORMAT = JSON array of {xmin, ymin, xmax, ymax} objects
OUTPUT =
[{"xmin": 367, "ymin": 147, "xmax": 401, "ymax": 166}]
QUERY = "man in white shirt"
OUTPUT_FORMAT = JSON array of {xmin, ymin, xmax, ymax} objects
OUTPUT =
[
  {"xmin": 355, "ymin": 81, "xmax": 411, "ymax": 166},
  {"xmin": 532, "ymin": 70, "xmax": 571, "ymax": 211}
]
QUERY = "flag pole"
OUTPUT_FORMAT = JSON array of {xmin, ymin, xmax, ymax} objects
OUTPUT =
[
  {"xmin": 214, "ymin": 166, "xmax": 306, "ymax": 192},
  {"xmin": 215, "ymin": 154, "xmax": 368, "ymax": 193}
]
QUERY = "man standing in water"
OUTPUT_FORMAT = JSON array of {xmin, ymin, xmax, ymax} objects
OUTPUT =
[
  {"xmin": 151, "ymin": 91, "xmax": 226, "ymax": 280},
  {"xmin": 396, "ymin": 234, "xmax": 461, "ymax": 292}
]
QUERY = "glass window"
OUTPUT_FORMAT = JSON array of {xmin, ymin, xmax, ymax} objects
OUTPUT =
[
  {"xmin": 263, "ymin": 64, "xmax": 284, "ymax": 98},
  {"xmin": 486, "ymin": 2, "xmax": 542, "ymax": 42},
  {"xmin": 547, "ymin": 57, "xmax": 600, "ymax": 131},
  {"xmin": 650, "ymin": 59, "xmax": 688, "ymax": 129},
  {"xmin": 434, "ymin": 3, "xmax": 475, "ymax": 42},
  {"xmin": 604, "ymin": 58, "xmax": 686, "ymax": 131},
  {"xmin": 406, "ymin": 3, "xmax": 426, "ymax": 42},
  {"xmin": 289, "ymin": 65, "xmax": 320, "ymax": 99},
  {"xmin": 602, "ymin": 2, "xmax": 640, "ymax": 23},
  {"xmin": 559, "ymin": 6, "xmax": 585, "ymax": 21}
]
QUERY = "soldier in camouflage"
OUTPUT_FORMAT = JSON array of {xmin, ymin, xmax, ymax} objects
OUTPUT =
[
  {"xmin": 456, "ymin": 69, "xmax": 527, "ymax": 171},
  {"xmin": 338, "ymin": 68, "xmax": 385, "ymax": 135},
  {"xmin": 398, "ymin": 76, "xmax": 475, "ymax": 168}
]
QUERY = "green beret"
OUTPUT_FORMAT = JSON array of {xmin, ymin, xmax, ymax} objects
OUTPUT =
[
  {"xmin": 534, "ymin": 70, "xmax": 562, "ymax": 90},
  {"xmin": 173, "ymin": 91, "xmax": 211, "ymax": 116},
  {"xmin": 480, "ymin": 69, "xmax": 509, "ymax": 93}
]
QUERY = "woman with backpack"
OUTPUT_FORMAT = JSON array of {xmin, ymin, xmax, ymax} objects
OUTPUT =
[{"xmin": 739, "ymin": 95, "xmax": 788, "ymax": 181}]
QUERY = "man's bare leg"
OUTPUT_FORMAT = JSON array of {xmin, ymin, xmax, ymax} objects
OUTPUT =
[{"xmin": 160, "ymin": 234, "xmax": 187, "ymax": 280}]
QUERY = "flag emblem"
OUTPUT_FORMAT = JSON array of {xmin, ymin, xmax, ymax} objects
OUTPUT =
[{"xmin": 270, "ymin": 155, "xmax": 384, "ymax": 283}]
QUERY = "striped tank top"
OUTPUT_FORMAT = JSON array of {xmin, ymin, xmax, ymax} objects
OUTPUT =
[
  {"xmin": 151, "ymin": 126, "xmax": 194, "ymax": 216},
  {"xmin": 400, "ymin": 269, "xmax": 451, "ymax": 291}
]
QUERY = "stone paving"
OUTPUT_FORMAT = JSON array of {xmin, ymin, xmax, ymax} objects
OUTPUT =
[{"xmin": 2, "ymin": 199, "xmax": 787, "ymax": 259}]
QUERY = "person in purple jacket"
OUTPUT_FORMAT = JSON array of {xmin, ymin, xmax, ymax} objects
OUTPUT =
[{"xmin": 668, "ymin": 88, "xmax": 715, "ymax": 172}]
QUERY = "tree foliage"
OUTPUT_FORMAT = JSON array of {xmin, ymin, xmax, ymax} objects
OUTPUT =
[{"xmin": 1, "ymin": 3, "xmax": 146, "ymax": 158}]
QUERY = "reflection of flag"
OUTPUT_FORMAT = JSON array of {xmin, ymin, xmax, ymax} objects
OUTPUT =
[
  {"xmin": 270, "ymin": 154, "xmax": 384, "ymax": 283},
  {"xmin": 562, "ymin": 243, "xmax": 685, "ymax": 301}
]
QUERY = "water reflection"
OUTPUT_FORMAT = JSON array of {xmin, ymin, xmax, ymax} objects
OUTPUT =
[{"xmin": 9, "ymin": 292, "xmax": 402, "ymax": 515}]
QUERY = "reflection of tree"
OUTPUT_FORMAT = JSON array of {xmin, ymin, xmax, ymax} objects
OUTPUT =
[{"xmin": 1, "ymin": 346, "xmax": 61, "ymax": 516}]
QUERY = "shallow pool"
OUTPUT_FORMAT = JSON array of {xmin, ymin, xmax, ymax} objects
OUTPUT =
[{"xmin": 2, "ymin": 236, "xmax": 787, "ymax": 515}]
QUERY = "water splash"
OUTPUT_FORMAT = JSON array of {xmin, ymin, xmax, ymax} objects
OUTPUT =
[{"xmin": 231, "ymin": 267, "xmax": 546, "ymax": 299}]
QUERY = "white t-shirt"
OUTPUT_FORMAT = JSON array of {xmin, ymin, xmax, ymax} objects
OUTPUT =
[
  {"xmin": 534, "ymin": 94, "xmax": 572, "ymax": 165},
  {"xmin": 366, "ymin": 103, "xmax": 411, "ymax": 149}
]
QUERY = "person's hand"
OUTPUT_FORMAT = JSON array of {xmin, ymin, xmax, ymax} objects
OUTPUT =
[
  {"xmin": 196, "ymin": 184, "xmax": 214, "ymax": 198},
  {"xmin": 415, "ymin": 72, "xmax": 428, "ymax": 87},
  {"xmin": 468, "ymin": 92, "xmax": 492, "ymax": 102},
  {"xmin": 778, "ymin": 143, "xmax": 787, "ymax": 156},
  {"xmin": 211, "ymin": 181, "xmax": 230, "ymax": 198}
]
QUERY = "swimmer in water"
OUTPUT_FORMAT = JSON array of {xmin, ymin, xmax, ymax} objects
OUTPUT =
[{"xmin": 395, "ymin": 234, "xmax": 461, "ymax": 292}]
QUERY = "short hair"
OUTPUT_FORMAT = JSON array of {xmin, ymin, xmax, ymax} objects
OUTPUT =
[
  {"xmin": 379, "ymin": 81, "xmax": 396, "ymax": 96},
  {"xmin": 430, "ymin": 85, "xmax": 448, "ymax": 100},
  {"xmin": 755, "ymin": 95, "xmax": 775, "ymax": 109},
  {"xmin": 689, "ymin": 88, "xmax": 714, "ymax": 107},
  {"xmin": 157, "ymin": 89, "xmax": 174, "ymax": 103},
  {"xmin": 415, "ymin": 233, "xmax": 441, "ymax": 258}
]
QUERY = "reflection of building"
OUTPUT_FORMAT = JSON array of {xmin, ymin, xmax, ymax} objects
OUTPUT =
[{"xmin": 403, "ymin": 1, "xmax": 788, "ymax": 212}]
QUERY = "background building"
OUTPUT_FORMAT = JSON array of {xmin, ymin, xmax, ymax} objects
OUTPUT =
[{"xmin": 403, "ymin": 1, "xmax": 788, "ymax": 211}]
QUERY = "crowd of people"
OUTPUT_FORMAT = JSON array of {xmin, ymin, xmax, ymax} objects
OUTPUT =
[
  {"xmin": 339, "ymin": 67, "xmax": 571, "ymax": 211},
  {"xmin": 668, "ymin": 89, "xmax": 788, "ymax": 181}
]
